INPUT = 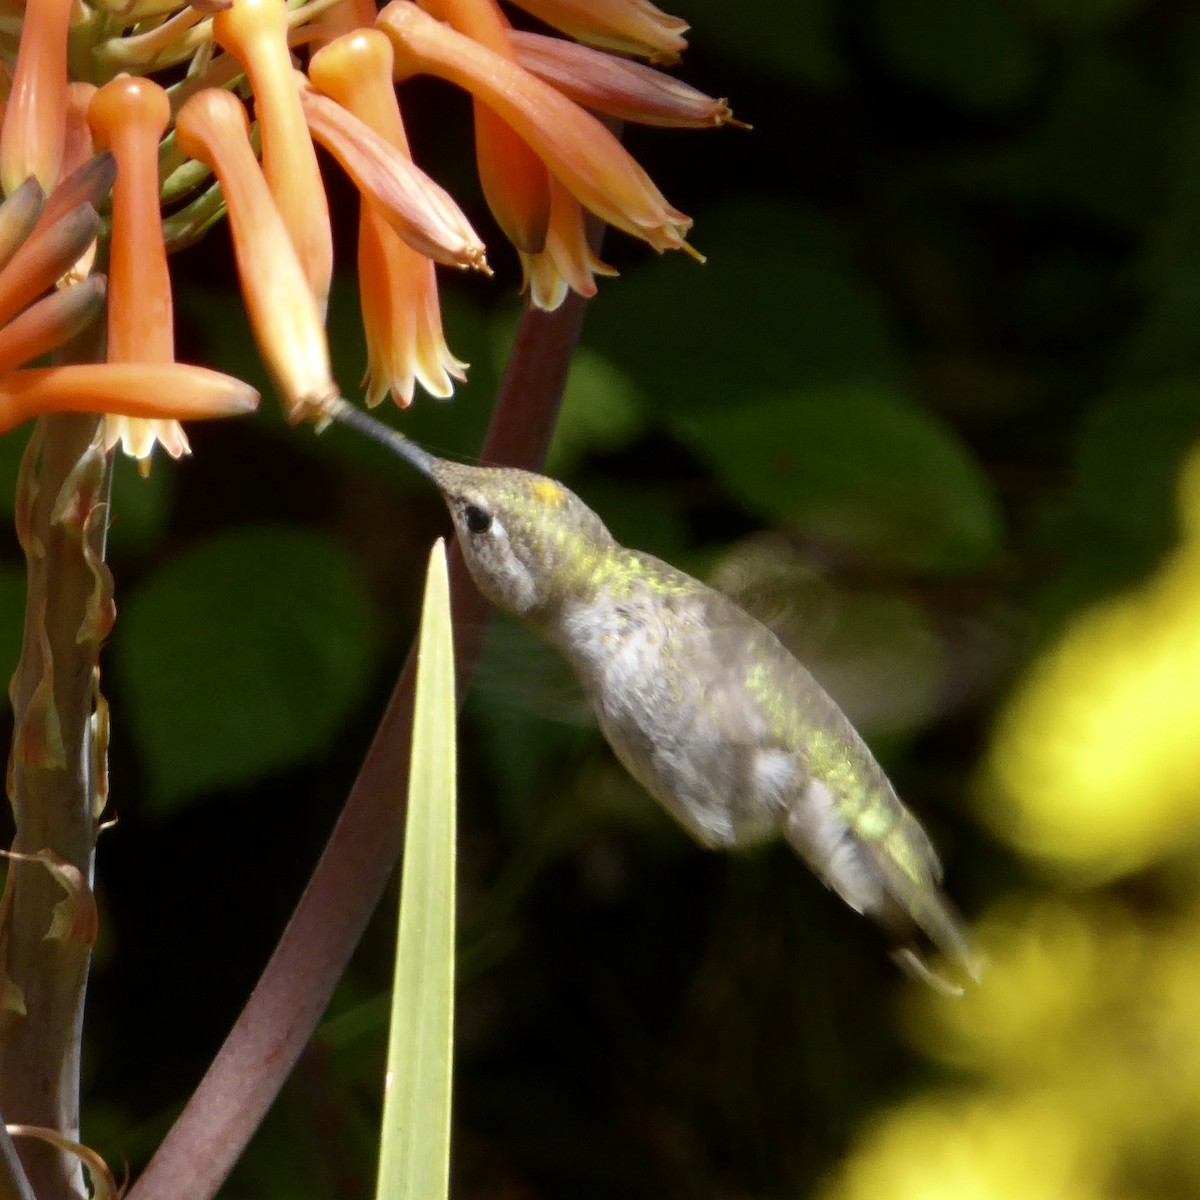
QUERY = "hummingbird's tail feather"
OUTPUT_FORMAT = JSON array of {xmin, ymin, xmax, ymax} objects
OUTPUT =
[
  {"xmin": 890, "ymin": 890, "xmax": 983, "ymax": 993},
  {"xmin": 891, "ymin": 947, "xmax": 967, "ymax": 996},
  {"xmin": 786, "ymin": 779, "xmax": 981, "ymax": 991}
]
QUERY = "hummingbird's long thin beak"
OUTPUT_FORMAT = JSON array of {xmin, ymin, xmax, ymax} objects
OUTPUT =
[{"xmin": 326, "ymin": 396, "xmax": 441, "ymax": 481}]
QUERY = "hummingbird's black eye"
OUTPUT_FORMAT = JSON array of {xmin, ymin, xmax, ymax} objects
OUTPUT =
[{"xmin": 463, "ymin": 504, "xmax": 492, "ymax": 534}]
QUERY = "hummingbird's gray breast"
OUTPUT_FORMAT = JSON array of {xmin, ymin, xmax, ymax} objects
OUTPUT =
[{"xmin": 556, "ymin": 570, "xmax": 800, "ymax": 850}]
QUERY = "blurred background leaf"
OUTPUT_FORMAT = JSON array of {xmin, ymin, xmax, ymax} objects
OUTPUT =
[{"xmin": 111, "ymin": 524, "xmax": 379, "ymax": 810}]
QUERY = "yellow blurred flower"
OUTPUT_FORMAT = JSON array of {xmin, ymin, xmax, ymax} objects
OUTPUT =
[
  {"xmin": 856, "ymin": 888, "xmax": 1200, "ymax": 1200},
  {"xmin": 980, "ymin": 446, "xmax": 1200, "ymax": 877},
  {"xmin": 819, "ymin": 1091, "xmax": 1109, "ymax": 1200}
]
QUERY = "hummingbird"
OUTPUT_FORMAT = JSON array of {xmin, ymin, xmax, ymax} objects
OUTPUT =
[{"xmin": 329, "ymin": 400, "xmax": 980, "ymax": 992}]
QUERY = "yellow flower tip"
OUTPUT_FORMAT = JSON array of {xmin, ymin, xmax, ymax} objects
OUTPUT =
[
  {"xmin": 0, "ymin": 201, "xmax": 100, "ymax": 331},
  {"xmin": 358, "ymin": 204, "xmax": 468, "ymax": 406},
  {"xmin": 214, "ymin": 0, "xmax": 334, "ymax": 310},
  {"xmin": 0, "ymin": 0, "xmax": 72, "ymax": 195},
  {"xmin": 298, "ymin": 82, "xmax": 489, "ymax": 271},
  {"xmin": 680, "ymin": 238, "xmax": 704, "ymax": 264},
  {"xmin": 521, "ymin": 179, "xmax": 618, "ymax": 309},
  {"xmin": 377, "ymin": 1, "xmax": 693, "ymax": 256},
  {"xmin": 176, "ymin": 88, "xmax": 337, "ymax": 422},
  {"xmin": 104, "ymin": 416, "xmax": 192, "ymax": 464},
  {"xmin": 506, "ymin": 0, "xmax": 688, "ymax": 63},
  {"xmin": 0, "ymin": 363, "xmax": 259, "ymax": 435},
  {"xmin": 0, "ymin": 274, "xmax": 106, "ymax": 373}
]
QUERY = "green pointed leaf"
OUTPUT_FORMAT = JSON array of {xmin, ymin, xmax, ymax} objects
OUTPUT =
[
  {"xmin": 678, "ymin": 383, "xmax": 1003, "ymax": 571},
  {"xmin": 113, "ymin": 524, "xmax": 379, "ymax": 810},
  {"xmin": 377, "ymin": 539, "xmax": 456, "ymax": 1200}
]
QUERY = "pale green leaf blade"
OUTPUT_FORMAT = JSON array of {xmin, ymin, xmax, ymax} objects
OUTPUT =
[{"xmin": 377, "ymin": 538, "xmax": 456, "ymax": 1200}]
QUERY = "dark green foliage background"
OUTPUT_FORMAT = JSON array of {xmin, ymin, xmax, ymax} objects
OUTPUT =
[{"xmin": 2, "ymin": 0, "xmax": 1195, "ymax": 1195}]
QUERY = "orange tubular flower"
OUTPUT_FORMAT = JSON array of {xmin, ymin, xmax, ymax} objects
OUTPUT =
[
  {"xmin": 0, "ymin": 363, "xmax": 258, "ymax": 435},
  {"xmin": 61, "ymin": 82, "xmax": 98, "ymax": 182},
  {"xmin": 526, "ymin": 177, "xmax": 616, "ymax": 311},
  {"xmin": 507, "ymin": 0, "xmax": 688, "ymax": 64},
  {"xmin": 422, "ymin": 0, "xmax": 550, "ymax": 257},
  {"xmin": 213, "ymin": 0, "xmax": 334, "ymax": 312},
  {"xmin": 0, "ymin": 0, "xmax": 71, "ymax": 193},
  {"xmin": 0, "ymin": 202, "xmax": 99, "ymax": 329},
  {"xmin": 89, "ymin": 76, "xmax": 189, "ymax": 466},
  {"xmin": 0, "ymin": 178, "xmax": 48, "ymax": 273},
  {"xmin": 377, "ymin": 0, "xmax": 696, "ymax": 257},
  {"xmin": 298, "ymin": 80, "xmax": 486, "ymax": 270},
  {"xmin": 0, "ymin": 161, "xmax": 110, "ymax": 372},
  {"xmin": 509, "ymin": 30, "xmax": 743, "ymax": 129},
  {"xmin": 175, "ymin": 88, "xmax": 338, "ymax": 423},
  {"xmin": 312, "ymin": 0, "xmax": 378, "ymax": 42},
  {"xmin": 30, "ymin": 151, "xmax": 115, "ymax": 237},
  {"xmin": 309, "ymin": 29, "xmax": 467, "ymax": 404},
  {"xmin": 0, "ymin": 276, "xmax": 107, "ymax": 373}
]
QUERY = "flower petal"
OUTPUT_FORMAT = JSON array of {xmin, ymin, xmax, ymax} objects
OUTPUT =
[
  {"xmin": 0, "ymin": 176, "xmax": 46, "ymax": 273},
  {"xmin": 307, "ymin": 30, "xmax": 469, "ymax": 404},
  {"xmin": 510, "ymin": 30, "xmax": 744, "ymax": 129},
  {"xmin": 358, "ymin": 202, "xmax": 467, "ymax": 405},
  {"xmin": 175, "ymin": 88, "xmax": 337, "ymax": 422},
  {"xmin": 521, "ymin": 177, "xmax": 616, "ymax": 311},
  {"xmin": 0, "ymin": 202, "xmax": 99, "ymax": 331},
  {"xmin": 0, "ymin": 0, "xmax": 71, "ymax": 193},
  {"xmin": 377, "ymin": 1, "xmax": 695, "ymax": 256},
  {"xmin": 506, "ymin": 0, "xmax": 687, "ymax": 63},
  {"xmin": 0, "ymin": 363, "xmax": 259, "ymax": 434},
  {"xmin": 421, "ymin": 0, "xmax": 551, "ymax": 254},
  {"xmin": 298, "ymin": 81, "xmax": 487, "ymax": 271},
  {"xmin": 88, "ymin": 78, "xmax": 173, "ymax": 362},
  {"xmin": 0, "ymin": 274, "xmax": 106, "ymax": 372},
  {"xmin": 214, "ymin": 0, "xmax": 334, "ymax": 311},
  {"xmin": 89, "ymin": 77, "xmax": 189, "ymax": 463}
]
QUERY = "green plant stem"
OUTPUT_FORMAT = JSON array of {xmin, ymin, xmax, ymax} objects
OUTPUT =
[
  {"xmin": 0, "ymin": 404, "xmax": 112, "ymax": 1200},
  {"xmin": 125, "ymin": 294, "xmax": 592, "ymax": 1200}
]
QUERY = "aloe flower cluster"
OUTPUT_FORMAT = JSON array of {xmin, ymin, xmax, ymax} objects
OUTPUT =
[
  {"xmin": 0, "ymin": 2, "xmax": 735, "ymax": 1193},
  {"xmin": 0, "ymin": 0, "xmax": 738, "ymax": 460}
]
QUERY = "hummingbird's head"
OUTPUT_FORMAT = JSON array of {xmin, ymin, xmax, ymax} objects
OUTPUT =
[{"xmin": 430, "ymin": 460, "xmax": 616, "ymax": 619}]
